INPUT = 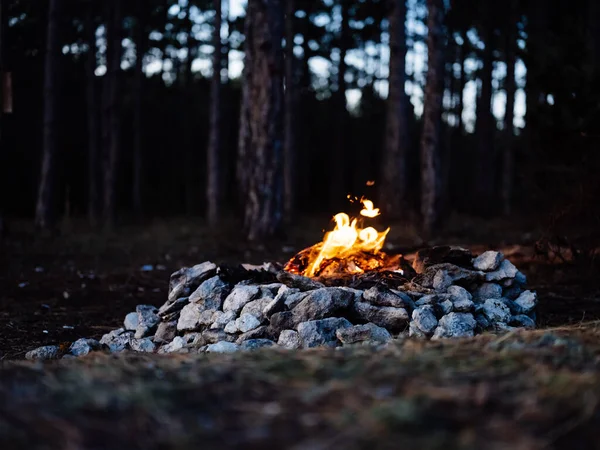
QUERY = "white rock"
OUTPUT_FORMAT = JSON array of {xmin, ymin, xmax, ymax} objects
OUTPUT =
[
  {"xmin": 224, "ymin": 320, "xmax": 239, "ymax": 334},
  {"xmin": 159, "ymin": 336, "xmax": 186, "ymax": 353},
  {"xmin": 211, "ymin": 310, "xmax": 237, "ymax": 329},
  {"xmin": 432, "ymin": 312, "xmax": 476, "ymax": 339},
  {"xmin": 235, "ymin": 314, "xmax": 261, "ymax": 333},
  {"xmin": 69, "ymin": 338, "xmax": 101, "ymax": 357},
  {"xmin": 485, "ymin": 259, "xmax": 518, "ymax": 282},
  {"xmin": 277, "ymin": 330, "xmax": 302, "ymax": 349},
  {"xmin": 130, "ymin": 337, "xmax": 157, "ymax": 353},
  {"xmin": 26, "ymin": 345, "xmax": 60, "ymax": 361},
  {"xmin": 481, "ymin": 299, "xmax": 512, "ymax": 323},
  {"xmin": 411, "ymin": 306, "xmax": 438, "ymax": 335},
  {"xmin": 472, "ymin": 283, "xmax": 503, "ymax": 301},
  {"xmin": 206, "ymin": 341, "xmax": 239, "ymax": 353},
  {"xmin": 473, "ymin": 251, "xmax": 504, "ymax": 271},
  {"xmin": 514, "ymin": 290, "xmax": 537, "ymax": 314},
  {"xmin": 123, "ymin": 312, "xmax": 139, "ymax": 331},
  {"xmin": 223, "ymin": 285, "xmax": 260, "ymax": 314}
]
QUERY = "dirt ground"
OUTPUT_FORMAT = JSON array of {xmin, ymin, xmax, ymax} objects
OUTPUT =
[{"xmin": 1, "ymin": 216, "xmax": 599, "ymax": 449}]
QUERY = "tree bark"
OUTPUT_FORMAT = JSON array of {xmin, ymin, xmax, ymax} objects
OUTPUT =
[
  {"xmin": 456, "ymin": 31, "xmax": 466, "ymax": 133},
  {"xmin": 241, "ymin": 0, "xmax": 284, "ymax": 241},
  {"xmin": 474, "ymin": 7, "xmax": 495, "ymax": 214},
  {"xmin": 103, "ymin": 0, "xmax": 122, "ymax": 227},
  {"xmin": 379, "ymin": 0, "xmax": 410, "ymax": 217},
  {"xmin": 501, "ymin": 0, "xmax": 517, "ymax": 216},
  {"xmin": 35, "ymin": 0, "xmax": 61, "ymax": 230},
  {"xmin": 133, "ymin": 0, "xmax": 147, "ymax": 217},
  {"xmin": 86, "ymin": 0, "xmax": 101, "ymax": 225},
  {"xmin": 283, "ymin": 0, "xmax": 297, "ymax": 221},
  {"xmin": 207, "ymin": 0, "xmax": 222, "ymax": 225},
  {"xmin": 420, "ymin": 0, "xmax": 445, "ymax": 237},
  {"xmin": 329, "ymin": 0, "xmax": 350, "ymax": 209}
]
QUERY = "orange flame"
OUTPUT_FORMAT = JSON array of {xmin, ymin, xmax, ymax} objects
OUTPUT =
[{"xmin": 303, "ymin": 198, "xmax": 390, "ymax": 277}]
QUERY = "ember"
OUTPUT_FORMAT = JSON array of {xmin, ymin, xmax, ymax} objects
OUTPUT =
[{"xmin": 284, "ymin": 198, "xmax": 402, "ymax": 278}]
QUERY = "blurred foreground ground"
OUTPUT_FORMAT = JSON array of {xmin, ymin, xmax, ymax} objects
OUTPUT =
[{"xmin": 1, "ymin": 216, "xmax": 599, "ymax": 449}]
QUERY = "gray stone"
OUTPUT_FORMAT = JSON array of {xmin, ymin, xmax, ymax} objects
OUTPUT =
[
  {"xmin": 474, "ymin": 313, "xmax": 491, "ymax": 330},
  {"xmin": 69, "ymin": 338, "xmax": 101, "ymax": 357},
  {"xmin": 415, "ymin": 293, "xmax": 452, "ymax": 307},
  {"xmin": 269, "ymin": 311, "xmax": 295, "ymax": 331},
  {"xmin": 123, "ymin": 312, "xmax": 139, "ymax": 331},
  {"xmin": 260, "ymin": 283, "xmax": 285, "ymax": 296},
  {"xmin": 485, "ymin": 259, "xmax": 518, "ymax": 282},
  {"xmin": 236, "ymin": 326, "xmax": 273, "ymax": 343},
  {"xmin": 277, "ymin": 330, "xmax": 302, "ymax": 349},
  {"xmin": 168, "ymin": 261, "xmax": 217, "ymax": 302},
  {"xmin": 158, "ymin": 336, "xmax": 186, "ymax": 353},
  {"xmin": 363, "ymin": 287, "xmax": 414, "ymax": 309},
  {"xmin": 25, "ymin": 345, "xmax": 61, "ymax": 361},
  {"xmin": 515, "ymin": 271, "xmax": 527, "ymax": 285},
  {"xmin": 509, "ymin": 314, "xmax": 536, "ymax": 329},
  {"xmin": 262, "ymin": 286, "xmax": 294, "ymax": 318},
  {"xmin": 503, "ymin": 285, "xmax": 523, "ymax": 300},
  {"xmin": 447, "ymin": 286, "xmax": 474, "ymax": 312},
  {"xmin": 433, "ymin": 270, "xmax": 453, "ymax": 291},
  {"xmin": 337, "ymin": 287, "xmax": 364, "ymax": 303},
  {"xmin": 182, "ymin": 332, "xmax": 205, "ymax": 348},
  {"xmin": 236, "ymin": 314, "xmax": 261, "ymax": 333},
  {"xmin": 223, "ymin": 285, "xmax": 260, "ymax": 314},
  {"xmin": 481, "ymin": 299, "xmax": 512, "ymax": 323},
  {"xmin": 158, "ymin": 297, "xmax": 189, "ymax": 317},
  {"xmin": 472, "ymin": 283, "xmax": 503, "ymax": 302},
  {"xmin": 100, "ymin": 328, "xmax": 133, "ymax": 352},
  {"xmin": 284, "ymin": 292, "xmax": 309, "ymax": 310},
  {"xmin": 473, "ymin": 251, "xmax": 504, "ymax": 272},
  {"xmin": 276, "ymin": 271, "xmax": 326, "ymax": 291},
  {"xmin": 224, "ymin": 321, "xmax": 238, "ymax": 334},
  {"xmin": 202, "ymin": 329, "xmax": 236, "ymax": 344},
  {"xmin": 297, "ymin": 317, "xmax": 352, "ymax": 348},
  {"xmin": 439, "ymin": 299, "xmax": 454, "ymax": 315},
  {"xmin": 352, "ymin": 302, "xmax": 408, "ymax": 331},
  {"xmin": 408, "ymin": 323, "xmax": 428, "ymax": 339},
  {"xmin": 130, "ymin": 337, "xmax": 156, "ymax": 353},
  {"xmin": 240, "ymin": 297, "xmax": 273, "ymax": 322},
  {"xmin": 135, "ymin": 305, "xmax": 160, "ymax": 339},
  {"xmin": 206, "ymin": 341, "xmax": 239, "ymax": 353},
  {"xmin": 416, "ymin": 263, "xmax": 484, "ymax": 289},
  {"xmin": 190, "ymin": 276, "xmax": 231, "ymax": 310},
  {"xmin": 240, "ymin": 339, "xmax": 276, "ymax": 351},
  {"xmin": 336, "ymin": 323, "xmax": 392, "ymax": 345},
  {"xmin": 432, "ymin": 312, "xmax": 476, "ymax": 339},
  {"xmin": 412, "ymin": 306, "xmax": 438, "ymax": 335},
  {"xmin": 291, "ymin": 288, "xmax": 353, "ymax": 324},
  {"xmin": 153, "ymin": 321, "xmax": 177, "ymax": 344},
  {"xmin": 210, "ymin": 310, "xmax": 237, "ymax": 329},
  {"xmin": 177, "ymin": 302, "xmax": 217, "ymax": 332},
  {"xmin": 514, "ymin": 290, "xmax": 537, "ymax": 314}
]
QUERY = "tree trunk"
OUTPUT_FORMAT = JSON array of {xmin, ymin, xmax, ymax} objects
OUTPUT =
[
  {"xmin": 35, "ymin": 0, "xmax": 61, "ymax": 230},
  {"xmin": 241, "ymin": 0, "xmax": 284, "ymax": 241},
  {"xmin": 183, "ymin": 3, "xmax": 198, "ymax": 215},
  {"xmin": 207, "ymin": 0, "xmax": 222, "ymax": 225},
  {"xmin": 456, "ymin": 31, "xmax": 466, "ymax": 133},
  {"xmin": 420, "ymin": 0, "xmax": 445, "ymax": 237},
  {"xmin": 379, "ymin": 0, "xmax": 410, "ymax": 217},
  {"xmin": 133, "ymin": 0, "xmax": 147, "ymax": 217},
  {"xmin": 283, "ymin": 0, "xmax": 297, "ymax": 221},
  {"xmin": 501, "ymin": 0, "xmax": 517, "ymax": 216},
  {"xmin": 474, "ymin": 7, "xmax": 495, "ymax": 214},
  {"xmin": 329, "ymin": 0, "xmax": 349, "ymax": 209},
  {"xmin": 86, "ymin": 0, "xmax": 101, "ymax": 225},
  {"xmin": 103, "ymin": 0, "xmax": 122, "ymax": 227}
]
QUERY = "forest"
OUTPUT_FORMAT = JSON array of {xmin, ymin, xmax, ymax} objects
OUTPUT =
[{"xmin": 0, "ymin": 0, "xmax": 598, "ymax": 241}]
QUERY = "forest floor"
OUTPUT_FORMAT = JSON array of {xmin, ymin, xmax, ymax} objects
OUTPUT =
[{"xmin": 1, "ymin": 215, "xmax": 600, "ymax": 449}]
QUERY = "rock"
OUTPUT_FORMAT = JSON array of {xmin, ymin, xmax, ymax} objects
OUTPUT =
[
  {"xmin": 25, "ymin": 345, "xmax": 61, "ymax": 361},
  {"xmin": 337, "ymin": 287, "xmax": 364, "ymax": 303},
  {"xmin": 278, "ymin": 330, "xmax": 302, "ymax": 349},
  {"xmin": 69, "ymin": 338, "xmax": 101, "ymax": 357},
  {"xmin": 411, "ymin": 306, "xmax": 438, "ymax": 335},
  {"xmin": 515, "ymin": 271, "xmax": 527, "ymax": 285},
  {"xmin": 130, "ymin": 338, "xmax": 156, "ymax": 353},
  {"xmin": 210, "ymin": 310, "xmax": 237, "ymax": 330},
  {"xmin": 352, "ymin": 302, "xmax": 408, "ymax": 331},
  {"xmin": 183, "ymin": 333, "xmax": 205, "ymax": 349},
  {"xmin": 510, "ymin": 314, "xmax": 536, "ymax": 329},
  {"xmin": 447, "ymin": 286, "xmax": 474, "ymax": 312},
  {"xmin": 168, "ymin": 261, "xmax": 217, "ymax": 302},
  {"xmin": 135, "ymin": 305, "xmax": 160, "ymax": 339},
  {"xmin": 206, "ymin": 341, "xmax": 239, "ymax": 353},
  {"xmin": 158, "ymin": 336, "xmax": 186, "ymax": 353},
  {"xmin": 201, "ymin": 329, "xmax": 236, "ymax": 344},
  {"xmin": 240, "ymin": 297, "xmax": 273, "ymax": 322},
  {"xmin": 297, "ymin": 317, "xmax": 352, "ymax": 348},
  {"xmin": 472, "ymin": 283, "xmax": 503, "ymax": 301},
  {"xmin": 363, "ymin": 287, "xmax": 414, "ymax": 309},
  {"xmin": 415, "ymin": 263, "xmax": 484, "ymax": 289},
  {"xmin": 259, "ymin": 283, "xmax": 285, "ymax": 297},
  {"xmin": 240, "ymin": 339, "xmax": 276, "ymax": 351},
  {"xmin": 223, "ymin": 285, "xmax": 260, "ymax": 315},
  {"xmin": 336, "ymin": 323, "xmax": 392, "ymax": 345},
  {"xmin": 433, "ymin": 270, "xmax": 453, "ymax": 291},
  {"xmin": 415, "ymin": 293, "xmax": 452, "ymax": 307},
  {"xmin": 474, "ymin": 313, "xmax": 491, "ymax": 330},
  {"xmin": 291, "ymin": 288, "xmax": 353, "ymax": 324},
  {"xmin": 158, "ymin": 297, "xmax": 189, "ymax": 317},
  {"xmin": 236, "ymin": 314, "xmax": 261, "ymax": 333},
  {"xmin": 485, "ymin": 259, "xmax": 518, "ymax": 282},
  {"xmin": 473, "ymin": 251, "xmax": 504, "ymax": 272},
  {"xmin": 439, "ymin": 299, "xmax": 454, "ymax": 315},
  {"xmin": 263, "ymin": 286, "xmax": 294, "ymax": 318},
  {"xmin": 408, "ymin": 323, "xmax": 427, "ymax": 339},
  {"xmin": 514, "ymin": 290, "xmax": 537, "ymax": 314},
  {"xmin": 177, "ymin": 303, "xmax": 218, "ymax": 332},
  {"xmin": 412, "ymin": 246, "xmax": 473, "ymax": 273},
  {"xmin": 284, "ymin": 292, "xmax": 309, "ymax": 310},
  {"xmin": 100, "ymin": 328, "xmax": 133, "ymax": 352},
  {"xmin": 276, "ymin": 271, "xmax": 326, "ymax": 291},
  {"xmin": 503, "ymin": 285, "xmax": 523, "ymax": 300},
  {"xmin": 481, "ymin": 299, "xmax": 512, "ymax": 323},
  {"xmin": 224, "ymin": 321, "xmax": 239, "ymax": 334},
  {"xmin": 190, "ymin": 276, "xmax": 231, "ymax": 310},
  {"xmin": 432, "ymin": 312, "xmax": 476, "ymax": 339},
  {"xmin": 269, "ymin": 311, "xmax": 295, "ymax": 331},
  {"xmin": 236, "ymin": 326, "xmax": 273, "ymax": 343},
  {"xmin": 123, "ymin": 312, "xmax": 139, "ymax": 331}
]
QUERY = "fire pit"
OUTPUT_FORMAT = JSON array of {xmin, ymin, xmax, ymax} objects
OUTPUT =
[{"xmin": 25, "ymin": 200, "xmax": 538, "ymax": 359}]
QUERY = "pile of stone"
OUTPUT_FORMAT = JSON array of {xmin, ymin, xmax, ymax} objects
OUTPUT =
[{"xmin": 25, "ymin": 247, "xmax": 538, "ymax": 360}]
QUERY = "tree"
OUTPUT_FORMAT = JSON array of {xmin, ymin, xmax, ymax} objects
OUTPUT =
[
  {"xmin": 133, "ymin": 0, "xmax": 148, "ymax": 217},
  {"xmin": 283, "ymin": 0, "xmax": 297, "ymax": 221},
  {"xmin": 379, "ymin": 0, "xmax": 410, "ymax": 217},
  {"xmin": 420, "ymin": 0, "xmax": 445, "ymax": 236},
  {"xmin": 35, "ymin": 0, "xmax": 61, "ymax": 230},
  {"xmin": 86, "ymin": 0, "xmax": 100, "ymax": 224},
  {"xmin": 207, "ymin": 0, "xmax": 222, "ymax": 225},
  {"xmin": 102, "ymin": 0, "xmax": 122, "ymax": 227},
  {"xmin": 240, "ymin": 0, "xmax": 284, "ymax": 241}
]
